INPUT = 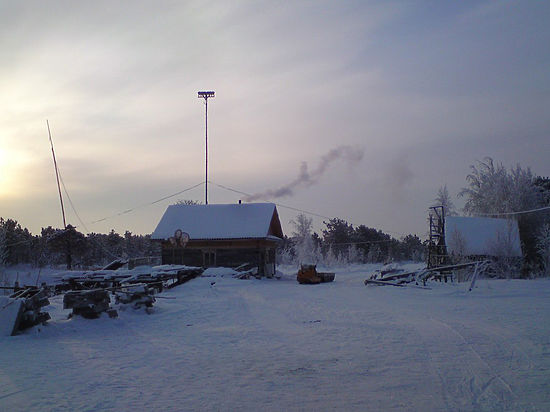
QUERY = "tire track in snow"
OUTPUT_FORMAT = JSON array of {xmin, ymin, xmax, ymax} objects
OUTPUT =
[{"xmin": 426, "ymin": 316, "xmax": 517, "ymax": 410}]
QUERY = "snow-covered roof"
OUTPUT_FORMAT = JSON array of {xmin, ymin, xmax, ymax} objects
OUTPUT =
[
  {"xmin": 151, "ymin": 203, "xmax": 283, "ymax": 241},
  {"xmin": 445, "ymin": 216, "xmax": 522, "ymax": 257}
]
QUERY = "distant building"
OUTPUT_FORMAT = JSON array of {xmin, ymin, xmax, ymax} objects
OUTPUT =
[
  {"xmin": 445, "ymin": 216, "xmax": 522, "ymax": 258},
  {"xmin": 151, "ymin": 203, "xmax": 284, "ymax": 277}
]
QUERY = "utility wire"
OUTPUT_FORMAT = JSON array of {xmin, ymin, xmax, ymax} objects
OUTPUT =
[
  {"xmin": 327, "ymin": 239, "xmax": 402, "ymax": 246},
  {"xmin": 472, "ymin": 205, "xmax": 550, "ymax": 217},
  {"xmin": 89, "ymin": 181, "xmax": 204, "ymax": 225},
  {"xmin": 1, "ymin": 182, "xmax": 205, "ymax": 248},
  {"xmin": 58, "ymin": 170, "xmax": 119, "ymax": 259},
  {"xmin": 209, "ymin": 181, "xmax": 332, "ymax": 220},
  {"xmin": 59, "ymin": 173, "xmax": 89, "ymax": 233}
]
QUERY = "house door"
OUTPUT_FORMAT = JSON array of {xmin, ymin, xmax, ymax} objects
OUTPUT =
[{"xmin": 202, "ymin": 250, "xmax": 216, "ymax": 267}]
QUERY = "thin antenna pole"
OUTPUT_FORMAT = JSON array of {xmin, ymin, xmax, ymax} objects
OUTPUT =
[
  {"xmin": 47, "ymin": 120, "xmax": 67, "ymax": 229},
  {"xmin": 198, "ymin": 91, "xmax": 214, "ymax": 205},
  {"xmin": 205, "ymin": 97, "xmax": 208, "ymax": 205}
]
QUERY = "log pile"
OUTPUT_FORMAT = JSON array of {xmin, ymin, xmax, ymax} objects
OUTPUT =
[
  {"xmin": 2, "ymin": 265, "xmax": 204, "ymax": 335},
  {"xmin": 57, "ymin": 266, "xmax": 203, "ymax": 293},
  {"xmin": 0, "ymin": 287, "xmax": 52, "ymax": 336},
  {"xmin": 11, "ymin": 288, "xmax": 52, "ymax": 330},
  {"xmin": 63, "ymin": 289, "xmax": 116, "ymax": 319},
  {"xmin": 114, "ymin": 284, "xmax": 155, "ymax": 309}
]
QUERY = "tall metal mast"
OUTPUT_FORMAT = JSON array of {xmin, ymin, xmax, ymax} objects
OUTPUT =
[
  {"xmin": 47, "ymin": 120, "xmax": 67, "ymax": 229},
  {"xmin": 197, "ymin": 91, "xmax": 215, "ymax": 205}
]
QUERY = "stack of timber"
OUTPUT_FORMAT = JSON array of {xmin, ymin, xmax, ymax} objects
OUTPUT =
[
  {"xmin": 148, "ymin": 265, "xmax": 203, "ymax": 289},
  {"xmin": 63, "ymin": 289, "xmax": 116, "ymax": 319},
  {"xmin": 0, "ymin": 287, "xmax": 51, "ymax": 336},
  {"xmin": 114, "ymin": 284, "xmax": 155, "ymax": 309},
  {"xmin": 57, "ymin": 265, "xmax": 204, "ymax": 320},
  {"xmin": 297, "ymin": 264, "xmax": 335, "ymax": 285},
  {"xmin": 57, "ymin": 265, "xmax": 203, "ymax": 293}
]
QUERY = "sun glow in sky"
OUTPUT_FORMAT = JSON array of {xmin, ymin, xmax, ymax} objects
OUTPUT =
[
  {"xmin": 0, "ymin": 150, "xmax": 11, "ymax": 197},
  {"xmin": 0, "ymin": 148, "xmax": 30, "ymax": 199},
  {"xmin": 1, "ymin": 1, "xmax": 549, "ymax": 237}
]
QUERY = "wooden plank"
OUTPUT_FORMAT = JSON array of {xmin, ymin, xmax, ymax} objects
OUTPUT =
[
  {"xmin": 426, "ymin": 261, "xmax": 490, "ymax": 272},
  {"xmin": 364, "ymin": 279, "xmax": 431, "ymax": 290},
  {"xmin": 365, "ymin": 279, "xmax": 406, "ymax": 287}
]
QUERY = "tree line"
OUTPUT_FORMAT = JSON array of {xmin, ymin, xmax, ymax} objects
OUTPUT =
[
  {"xmin": 2, "ymin": 156, "xmax": 549, "ymax": 274},
  {"xmin": 278, "ymin": 214, "xmax": 425, "ymax": 266},
  {"xmin": 0, "ymin": 219, "xmax": 159, "ymax": 269}
]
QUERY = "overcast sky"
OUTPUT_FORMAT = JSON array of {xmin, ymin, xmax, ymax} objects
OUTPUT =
[{"xmin": 1, "ymin": 0, "xmax": 549, "ymax": 238}]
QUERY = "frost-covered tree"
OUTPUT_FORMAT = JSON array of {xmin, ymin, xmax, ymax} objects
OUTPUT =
[
  {"xmin": 324, "ymin": 245, "xmax": 339, "ymax": 267},
  {"xmin": 486, "ymin": 221, "xmax": 523, "ymax": 278},
  {"xmin": 366, "ymin": 244, "xmax": 382, "ymax": 263},
  {"xmin": 534, "ymin": 176, "xmax": 550, "ymax": 206},
  {"xmin": 459, "ymin": 157, "xmax": 541, "ymax": 215},
  {"xmin": 433, "ymin": 185, "xmax": 456, "ymax": 216},
  {"xmin": 291, "ymin": 214, "xmax": 313, "ymax": 240},
  {"xmin": 537, "ymin": 224, "xmax": 550, "ymax": 277},
  {"xmin": 459, "ymin": 157, "xmax": 548, "ymax": 273},
  {"xmin": 290, "ymin": 214, "xmax": 318, "ymax": 264},
  {"xmin": 346, "ymin": 244, "xmax": 363, "ymax": 264}
]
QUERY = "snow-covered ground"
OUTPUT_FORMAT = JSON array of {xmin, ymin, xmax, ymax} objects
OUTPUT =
[{"xmin": 1, "ymin": 263, "xmax": 550, "ymax": 411}]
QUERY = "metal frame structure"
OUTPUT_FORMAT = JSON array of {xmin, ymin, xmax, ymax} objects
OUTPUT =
[{"xmin": 427, "ymin": 205, "xmax": 449, "ymax": 268}]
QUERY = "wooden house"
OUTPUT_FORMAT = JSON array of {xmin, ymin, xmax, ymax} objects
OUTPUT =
[{"xmin": 151, "ymin": 203, "xmax": 284, "ymax": 277}]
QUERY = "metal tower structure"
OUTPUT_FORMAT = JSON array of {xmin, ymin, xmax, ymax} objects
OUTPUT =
[{"xmin": 427, "ymin": 205, "xmax": 449, "ymax": 268}]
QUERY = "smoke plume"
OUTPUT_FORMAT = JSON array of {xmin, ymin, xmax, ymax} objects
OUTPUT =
[{"xmin": 245, "ymin": 145, "xmax": 364, "ymax": 201}]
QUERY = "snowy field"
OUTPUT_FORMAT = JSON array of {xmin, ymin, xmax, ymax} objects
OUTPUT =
[{"xmin": 1, "ymin": 264, "xmax": 550, "ymax": 411}]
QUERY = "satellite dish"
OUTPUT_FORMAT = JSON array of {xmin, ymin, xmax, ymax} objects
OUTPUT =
[
  {"xmin": 174, "ymin": 229, "xmax": 190, "ymax": 248},
  {"xmin": 181, "ymin": 231, "xmax": 190, "ymax": 248}
]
